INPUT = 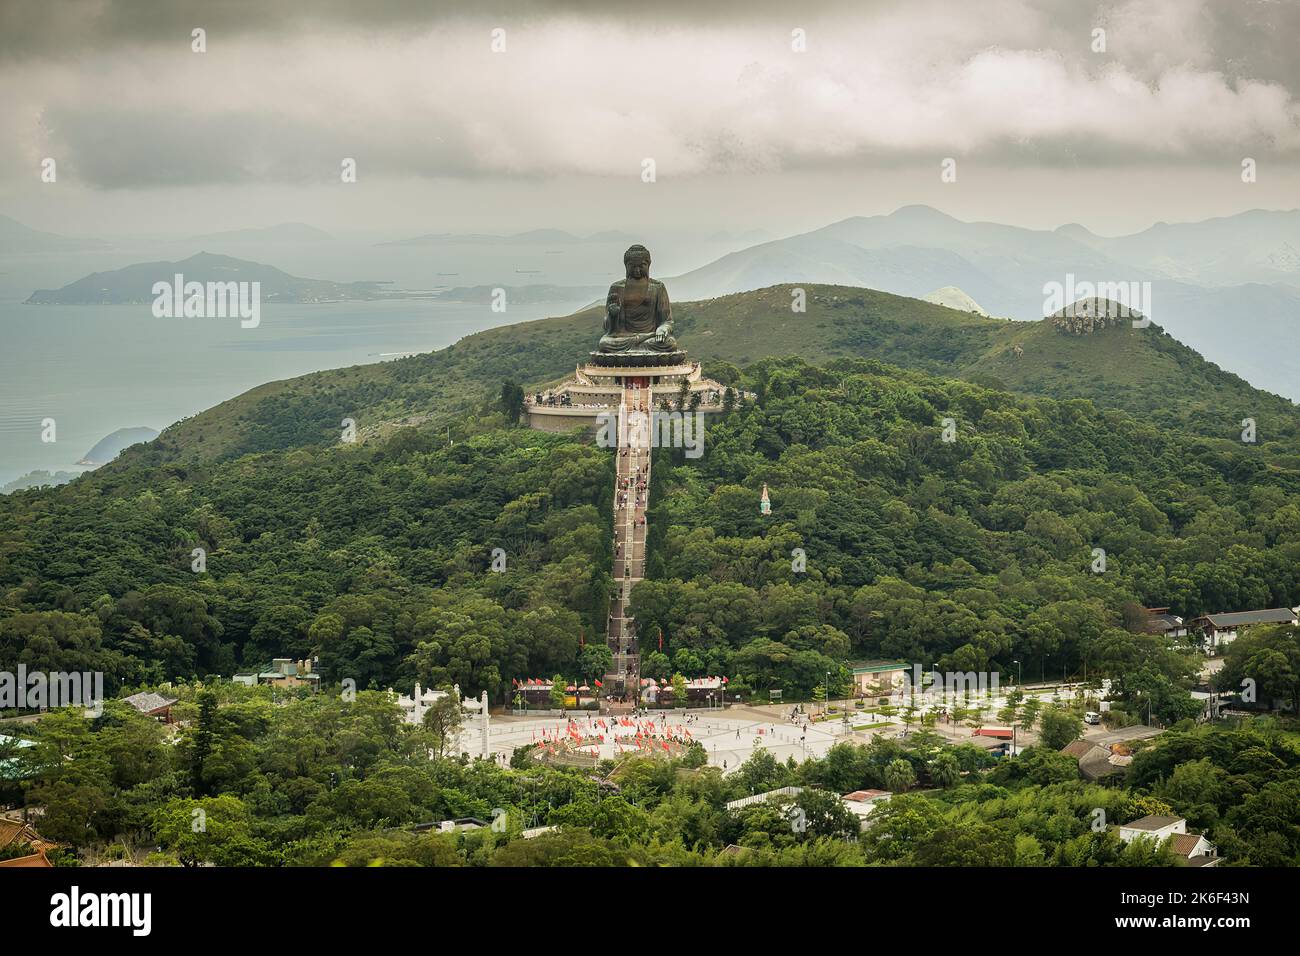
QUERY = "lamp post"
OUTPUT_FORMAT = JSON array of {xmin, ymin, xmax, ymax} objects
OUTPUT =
[{"xmin": 1011, "ymin": 660, "xmax": 1021, "ymax": 757}]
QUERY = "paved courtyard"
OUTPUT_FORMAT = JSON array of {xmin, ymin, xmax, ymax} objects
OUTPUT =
[
  {"xmin": 459, "ymin": 709, "xmax": 846, "ymax": 773},
  {"xmin": 457, "ymin": 683, "xmax": 1099, "ymax": 771}
]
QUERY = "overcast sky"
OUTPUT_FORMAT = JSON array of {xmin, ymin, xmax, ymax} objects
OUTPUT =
[{"xmin": 2, "ymin": 0, "xmax": 1299, "ymax": 237}]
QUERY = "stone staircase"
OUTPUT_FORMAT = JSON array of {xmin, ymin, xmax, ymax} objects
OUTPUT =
[{"xmin": 603, "ymin": 385, "xmax": 651, "ymax": 710}]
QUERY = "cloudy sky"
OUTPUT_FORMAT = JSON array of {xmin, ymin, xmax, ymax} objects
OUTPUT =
[{"xmin": 3, "ymin": 0, "xmax": 1299, "ymax": 237}]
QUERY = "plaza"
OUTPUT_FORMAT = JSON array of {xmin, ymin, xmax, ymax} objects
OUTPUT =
[{"xmin": 458, "ymin": 709, "xmax": 845, "ymax": 773}]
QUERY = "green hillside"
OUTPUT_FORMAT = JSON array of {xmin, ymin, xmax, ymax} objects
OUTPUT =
[
  {"xmin": 5, "ymin": 325, "xmax": 1300, "ymax": 869},
  {"xmin": 128, "ymin": 284, "xmax": 1300, "ymax": 474}
]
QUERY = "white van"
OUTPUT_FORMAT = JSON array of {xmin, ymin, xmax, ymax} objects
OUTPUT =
[{"xmin": 1083, "ymin": 711, "xmax": 1101, "ymax": 725}]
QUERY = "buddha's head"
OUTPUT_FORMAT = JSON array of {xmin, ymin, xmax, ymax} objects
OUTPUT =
[{"xmin": 624, "ymin": 245, "xmax": 651, "ymax": 280}]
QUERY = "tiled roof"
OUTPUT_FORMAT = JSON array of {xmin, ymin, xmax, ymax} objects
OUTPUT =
[
  {"xmin": 1061, "ymin": 739, "xmax": 1093, "ymax": 758},
  {"xmin": 1124, "ymin": 814, "xmax": 1182, "ymax": 831},
  {"xmin": 842, "ymin": 789, "xmax": 891, "ymax": 802},
  {"xmin": 1148, "ymin": 614, "xmax": 1183, "ymax": 630},
  {"xmin": 1200, "ymin": 608, "xmax": 1296, "ymax": 628},
  {"xmin": 0, "ymin": 818, "xmax": 53, "ymax": 853},
  {"xmin": 121, "ymin": 691, "xmax": 177, "ymax": 713},
  {"xmin": 1170, "ymin": 833, "xmax": 1205, "ymax": 857},
  {"xmin": 0, "ymin": 850, "xmax": 52, "ymax": 867}
]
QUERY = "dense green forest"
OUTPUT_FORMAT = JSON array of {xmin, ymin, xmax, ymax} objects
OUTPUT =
[
  {"xmin": 3, "ymin": 287, "xmax": 1300, "ymax": 867},
  {"xmin": 3, "ymin": 350, "xmax": 1299, "ymax": 717},
  {"xmin": 7, "ymin": 687, "xmax": 1298, "ymax": 866}
]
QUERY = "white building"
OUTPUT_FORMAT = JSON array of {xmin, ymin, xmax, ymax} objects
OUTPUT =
[
  {"xmin": 841, "ymin": 789, "xmax": 892, "ymax": 827},
  {"xmin": 1189, "ymin": 608, "xmax": 1298, "ymax": 655},
  {"xmin": 1119, "ymin": 814, "xmax": 1186, "ymax": 843},
  {"xmin": 1119, "ymin": 815, "xmax": 1219, "ymax": 866}
]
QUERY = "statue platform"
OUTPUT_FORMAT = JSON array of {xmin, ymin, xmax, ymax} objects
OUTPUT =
[
  {"xmin": 587, "ymin": 349, "xmax": 688, "ymax": 368},
  {"xmin": 523, "ymin": 352, "xmax": 747, "ymax": 435}
]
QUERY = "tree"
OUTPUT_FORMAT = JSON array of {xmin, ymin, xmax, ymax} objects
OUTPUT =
[
  {"xmin": 736, "ymin": 747, "xmax": 790, "ymax": 795},
  {"xmin": 1020, "ymin": 696, "xmax": 1042, "ymax": 731},
  {"xmin": 189, "ymin": 691, "xmax": 218, "ymax": 795},
  {"xmin": 1038, "ymin": 705, "xmax": 1081, "ymax": 750},
  {"xmin": 793, "ymin": 788, "xmax": 861, "ymax": 841},
  {"xmin": 499, "ymin": 380, "xmax": 525, "ymax": 423},
  {"xmin": 1158, "ymin": 757, "xmax": 1229, "ymax": 831},
  {"xmin": 914, "ymin": 824, "xmax": 1015, "ymax": 866},
  {"xmin": 490, "ymin": 829, "xmax": 640, "ymax": 867},
  {"xmin": 1215, "ymin": 625, "xmax": 1300, "ymax": 713},
  {"xmin": 671, "ymin": 672, "xmax": 687, "ymax": 708},
  {"xmin": 858, "ymin": 795, "xmax": 945, "ymax": 862},
  {"xmin": 883, "ymin": 758, "xmax": 916, "ymax": 793},
  {"xmin": 422, "ymin": 689, "xmax": 465, "ymax": 758},
  {"xmin": 153, "ymin": 795, "xmax": 274, "ymax": 867},
  {"xmin": 806, "ymin": 742, "xmax": 872, "ymax": 794},
  {"xmin": 928, "ymin": 751, "xmax": 960, "ymax": 788},
  {"xmin": 577, "ymin": 644, "xmax": 613, "ymax": 683},
  {"xmin": 549, "ymin": 674, "xmax": 567, "ymax": 711}
]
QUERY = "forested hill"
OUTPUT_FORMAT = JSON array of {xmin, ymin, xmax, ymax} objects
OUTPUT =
[
  {"xmin": 3, "ymin": 354, "xmax": 1300, "ymax": 710},
  {"xmin": 122, "ymin": 284, "xmax": 1298, "ymax": 473}
]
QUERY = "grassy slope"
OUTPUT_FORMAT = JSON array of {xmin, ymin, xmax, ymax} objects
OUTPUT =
[{"xmin": 122, "ymin": 283, "xmax": 1298, "ymax": 473}]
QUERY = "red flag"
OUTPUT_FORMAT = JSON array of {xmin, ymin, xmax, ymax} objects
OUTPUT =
[{"xmin": 594, "ymin": 679, "xmax": 603, "ymax": 688}]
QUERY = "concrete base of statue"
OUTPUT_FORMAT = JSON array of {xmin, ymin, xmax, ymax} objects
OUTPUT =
[
  {"xmin": 587, "ymin": 349, "xmax": 688, "ymax": 368},
  {"xmin": 522, "ymin": 351, "xmax": 745, "ymax": 435}
]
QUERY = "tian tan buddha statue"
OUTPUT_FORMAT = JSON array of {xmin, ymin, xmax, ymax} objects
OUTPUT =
[{"xmin": 598, "ymin": 245, "xmax": 680, "ymax": 354}]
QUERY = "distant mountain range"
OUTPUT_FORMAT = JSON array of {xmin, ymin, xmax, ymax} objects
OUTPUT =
[
  {"xmin": 25, "ymin": 252, "xmax": 407, "ymax": 305},
  {"xmin": 669, "ymin": 204, "xmax": 1300, "ymax": 306},
  {"xmin": 177, "ymin": 222, "xmax": 333, "ymax": 244},
  {"xmin": 379, "ymin": 228, "xmax": 637, "ymax": 247},
  {"xmin": 9, "ymin": 206, "xmax": 1300, "ymax": 401},
  {"xmin": 437, "ymin": 284, "xmax": 605, "ymax": 305},
  {"xmin": 666, "ymin": 205, "xmax": 1300, "ymax": 402},
  {"xmin": 0, "ymin": 214, "xmax": 108, "ymax": 254}
]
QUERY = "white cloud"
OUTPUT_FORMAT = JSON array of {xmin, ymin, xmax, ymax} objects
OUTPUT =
[{"xmin": 1, "ymin": 1, "xmax": 1298, "ymax": 189}]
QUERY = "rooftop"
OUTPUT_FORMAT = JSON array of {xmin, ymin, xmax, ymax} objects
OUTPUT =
[
  {"xmin": 1123, "ymin": 814, "xmax": 1183, "ymax": 831},
  {"xmin": 1170, "ymin": 833, "xmax": 1206, "ymax": 857},
  {"xmin": 849, "ymin": 660, "xmax": 908, "ymax": 674},
  {"xmin": 121, "ymin": 691, "xmax": 177, "ymax": 713},
  {"xmin": 1198, "ymin": 608, "xmax": 1297, "ymax": 628},
  {"xmin": 842, "ymin": 789, "xmax": 891, "ymax": 802}
]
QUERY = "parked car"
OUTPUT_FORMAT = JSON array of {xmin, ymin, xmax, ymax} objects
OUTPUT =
[{"xmin": 1083, "ymin": 711, "xmax": 1101, "ymax": 725}]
